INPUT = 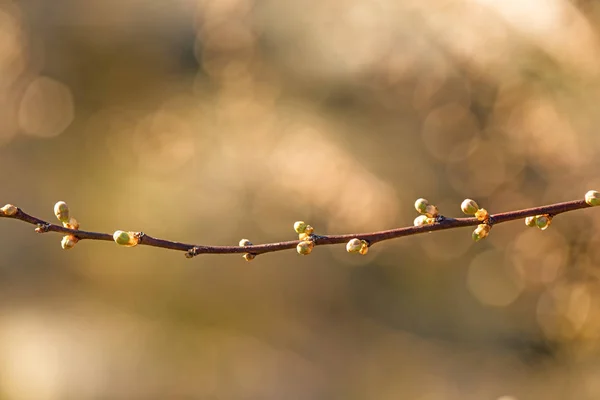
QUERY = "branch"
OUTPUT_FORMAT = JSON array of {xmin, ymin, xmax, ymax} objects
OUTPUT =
[{"xmin": 0, "ymin": 195, "xmax": 598, "ymax": 260}]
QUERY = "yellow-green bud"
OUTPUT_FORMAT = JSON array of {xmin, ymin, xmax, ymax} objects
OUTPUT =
[
  {"xmin": 304, "ymin": 225, "xmax": 314, "ymax": 235},
  {"xmin": 475, "ymin": 208, "xmax": 489, "ymax": 221},
  {"xmin": 60, "ymin": 235, "xmax": 78, "ymax": 249},
  {"xmin": 294, "ymin": 221, "xmax": 308, "ymax": 234},
  {"xmin": 535, "ymin": 215, "xmax": 552, "ymax": 231},
  {"xmin": 242, "ymin": 253, "xmax": 255, "ymax": 262},
  {"xmin": 460, "ymin": 199, "xmax": 479, "ymax": 215},
  {"xmin": 472, "ymin": 224, "xmax": 491, "ymax": 242},
  {"xmin": 413, "ymin": 215, "xmax": 430, "ymax": 226},
  {"xmin": 53, "ymin": 201, "xmax": 70, "ymax": 223},
  {"xmin": 0, "ymin": 204, "xmax": 17, "ymax": 216},
  {"xmin": 113, "ymin": 230, "xmax": 138, "ymax": 247},
  {"xmin": 346, "ymin": 238, "xmax": 363, "ymax": 253},
  {"xmin": 525, "ymin": 216, "xmax": 537, "ymax": 227},
  {"xmin": 414, "ymin": 198, "xmax": 430, "ymax": 214},
  {"xmin": 585, "ymin": 190, "xmax": 600, "ymax": 206},
  {"xmin": 239, "ymin": 238, "xmax": 252, "ymax": 247},
  {"xmin": 296, "ymin": 240, "xmax": 314, "ymax": 255}
]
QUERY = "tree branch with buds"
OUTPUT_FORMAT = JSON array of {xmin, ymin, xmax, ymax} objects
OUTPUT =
[{"xmin": 1, "ymin": 191, "xmax": 600, "ymax": 261}]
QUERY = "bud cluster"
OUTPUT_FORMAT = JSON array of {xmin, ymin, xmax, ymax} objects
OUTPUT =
[
  {"xmin": 294, "ymin": 221, "xmax": 315, "ymax": 255},
  {"xmin": 239, "ymin": 238, "xmax": 255, "ymax": 261},
  {"xmin": 459, "ymin": 198, "xmax": 493, "ymax": 241},
  {"xmin": 53, "ymin": 201, "xmax": 80, "ymax": 249},
  {"xmin": 346, "ymin": 238, "xmax": 369, "ymax": 255},
  {"xmin": 524, "ymin": 214, "xmax": 552, "ymax": 231}
]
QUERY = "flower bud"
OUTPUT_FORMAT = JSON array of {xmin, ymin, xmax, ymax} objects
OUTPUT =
[
  {"xmin": 296, "ymin": 240, "xmax": 314, "ymax": 255},
  {"xmin": 585, "ymin": 190, "xmax": 600, "ymax": 207},
  {"xmin": 460, "ymin": 199, "xmax": 479, "ymax": 215},
  {"xmin": 525, "ymin": 216, "xmax": 537, "ymax": 227},
  {"xmin": 242, "ymin": 253, "xmax": 256, "ymax": 262},
  {"xmin": 60, "ymin": 235, "xmax": 78, "ymax": 249},
  {"xmin": 294, "ymin": 221, "xmax": 308, "ymax": 234},
  {"xmin": 304, "ymin": 225, "xmax": 314, "ymax": 235},
  {"xmin": 64, "ymin": 217, "xmax": 79, "ymax": 230},
  {"xmin": 53, "ymin": 201, "xmax": 70, "ymax": 223},
  {"xmin": 298, "ymin": 232, "xmax": 310, "ymax": 241},
  {"xmin": 472, "ymin": 224, "xmax": 491, "ymax": 242},
  {"xmin": 413, "ymin": 215, "xmax": 430, "ymax": 226},
  {"xmin": 113, "ymin": 230, "xmax": 139, "ymax": 247},
  {"xmin": 239, "ymin": 238, "xmax": 252, "ymax": 247},
  {"xmin": 0, "ymin": 204, "xmax": 17, "ymax": 216},
  {"xmin": 346, "ymin": 238, "xmax": 363, "ymax": 253},
  {"xmin": 475, "ymin": 208, "xmax": 489, "ymax": 221},
  {"xmin": 414, "ymin": 198, "xmax": 430, "ymax": 214},
  {"xmin": 535, "ymin": 214, "xmax": 552, "ymax": 231}
]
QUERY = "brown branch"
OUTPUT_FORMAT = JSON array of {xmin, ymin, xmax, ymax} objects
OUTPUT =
[{"xmin": 0, "ymin": 199, "xmax": 593, "ymax": 258}]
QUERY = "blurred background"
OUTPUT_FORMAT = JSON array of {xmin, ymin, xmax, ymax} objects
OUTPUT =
[{"xmin": 2, "ymin": 0, "xmax": 600, "ymax": 398}]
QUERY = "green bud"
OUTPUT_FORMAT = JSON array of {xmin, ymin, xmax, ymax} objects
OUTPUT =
[
  {"xmin": 346, "ymin": 238, "xmax": 363, "ymax": 253},
  {"xmin": 296, "ymin": 240, "xmax": 314, "ymax": 255},
  {"xmin": 53, "ymin": 201, "xmax": 70, "ymax": 223},
  {"xmin": 535, "ymin": 215, "xmax": 551, "ymax": 231},
  {"xmin": 294, "ymin": 221, "xmax": 308, "ymax": 234},
  {"xmin": 60, "ymin": 235, "xmax": 78, "ymax": 249},
  {"xmin": 472, "ymin": 224, "xmax": 491, "ymax": 242},
  {"xmin": 113, "ymin": 230, "xmax": 137, "ymax": 247},
  {"xmin": 585, "ymin": 190, "xmax": 600, "ymax": 206},
  {"xmin": 413, "ymin": 215, "xmax": 429, "ymax": 226},
  {"xmin": 239, "ymin": 238, "xmax": 252, "ymax": 247},
  {"xmin": 460, "ymin": 199, "xmax": 479, "ymax": 215},
  {"xmin": 525, "ymin": 216, "xmax": 537, "ymax": 227},
  {"xmin": 414, "ymin": 198, "xmax": 430, "ymax": 214}
]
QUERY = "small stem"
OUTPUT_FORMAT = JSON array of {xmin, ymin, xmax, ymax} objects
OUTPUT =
[{"xmin": 0, "ymin": 199, "xmax": 592, "ymax": 258}]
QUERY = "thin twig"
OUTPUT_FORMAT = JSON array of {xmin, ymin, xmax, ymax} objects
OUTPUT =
[{"xmin": 0, "ymin": 199, "xmax": 592, "ymax": 258}]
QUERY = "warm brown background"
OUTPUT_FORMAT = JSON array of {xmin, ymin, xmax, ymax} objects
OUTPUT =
[{"xmin": 2, "ymin": 0, "xmax": 600, "ymax": 399}]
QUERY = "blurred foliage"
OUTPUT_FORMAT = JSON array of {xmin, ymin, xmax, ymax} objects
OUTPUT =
[{"xmin": 2, "ymin": 0, "xmax": 600, "ymax": 398}]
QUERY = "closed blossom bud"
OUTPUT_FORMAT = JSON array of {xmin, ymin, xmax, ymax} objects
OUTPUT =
[
  {"xmin": 460, "ymin": 199, "xmax": 479, "ymax": 215},
  {"xmin": 525, "ymin": 216, "xmax": 537, "ymax": 227},
  {"xmin": 294, "ymin": 221, "xmax": 308, "ymax": 234},
  {"xmin": 475, "ymin": 208, "xmax": 489, "ymax": 221},
  {"xmin": 346, "ymin": 238, "xmax": 363, "ymax": 253},
  {"xmin": 414, "ymin": 198, "xmax": 430, "ymax": 214},
  {"xmin": 0, "ymin": 204, "xmax": 17, "ymax": 216},
  {"xmin": 304, "ymin": 225, "xmax": 314, "ymax": 235},
  {"xmin": 472, "ymin": 224, "xmax": 491, "ymax": 242},
  {"xmin": 53, "ymin": 201, "xmax": 70, "ymax": 223},
  {"xmin": 113, "ymin": 230, "xmax": 139, "ymax": 247},
  {"xmin": 414, "ymin": 215, "xmax": 430, "ymax": 226},
  {"xmin": 60, "ymin": 235, "xmax": 78, "ymax": 249},
  {"xmin": 585, "ymin": 190, "xmax": 600, "ymax": 207},
  {"xmin": 64, "ymin": 217, "xmax": 79, "ymax": 230},
  {"xmin": 242, "ymin": 253, "xmax": 256, "ymax": 262},
  {"xmin": 296, "ymin": 240, "xmax": 314, "ymax": 255},
  {"xmin": 239, "ymin": 238, "xmax": 252, "ymax": 247},
  {"xmin": 535, "ymin": 215, "xmax": 552, "ymax": 230}
]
